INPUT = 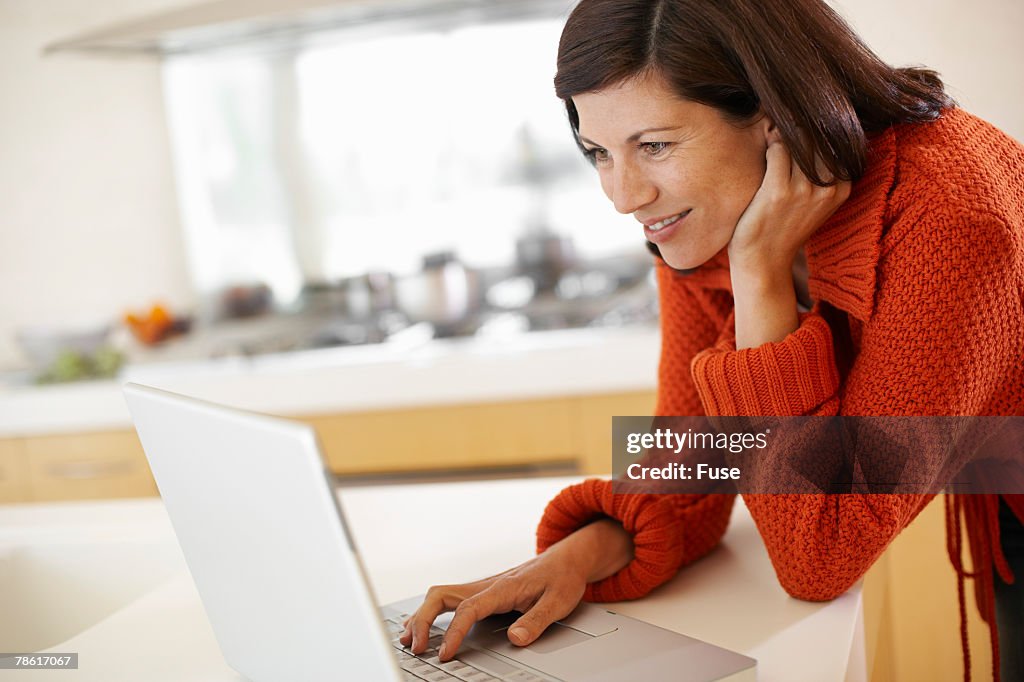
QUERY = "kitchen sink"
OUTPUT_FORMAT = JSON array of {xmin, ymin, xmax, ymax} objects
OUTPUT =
[{"xmin": 0, "ymin": 539, "xmax": 186, "ymax": 652}]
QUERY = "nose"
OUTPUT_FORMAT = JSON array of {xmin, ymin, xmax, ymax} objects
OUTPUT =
[{"xmin": 606, "ymin": 159, "xmax": 656, "ymax": 215}]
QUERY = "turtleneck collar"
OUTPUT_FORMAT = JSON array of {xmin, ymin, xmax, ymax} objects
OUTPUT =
[{"xmin": 805, "ymin": 126, "xmax": 897, "ymax": 322}]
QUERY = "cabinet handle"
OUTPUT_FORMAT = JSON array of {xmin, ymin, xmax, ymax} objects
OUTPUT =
[{"xmin": 45, "ymin": 459, "xmax": 135, "ymax": 479}]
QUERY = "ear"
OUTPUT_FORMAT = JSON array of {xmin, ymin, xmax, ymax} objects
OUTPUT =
[{"xmin": 760, "ymin": 114, "xmax": 782, "ymax": 146}]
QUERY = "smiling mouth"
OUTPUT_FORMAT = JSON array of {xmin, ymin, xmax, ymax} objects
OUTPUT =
[{"xmin": 646, "ymin": 210, "xmax": 690, "ymax": 232}]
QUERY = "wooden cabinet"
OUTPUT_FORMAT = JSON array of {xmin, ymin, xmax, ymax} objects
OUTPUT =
[
  {"xmin": 572, "ymin": 390, "xmax": 656, "ymax": 475},
  {"xmin": 0, "ymin": 438, "xmax": 31, "ymax": 504},
  {"xmin": 22, "ymin": 430, "xmax": 158, "ymax": 502},
  {"xmin": 306, "ymin": 397, "xmax": 579, "ymax": 475},
  {"xmin": 0, "ymin": 390, "xmax": 656, "ymax": 503},
  {"xmin": 864, "ymin": 496, "xmax": 992, "ymax": 681},
  {"xmin": 303, "ymin": 391, "xmax": 655, "ymax": 477}
]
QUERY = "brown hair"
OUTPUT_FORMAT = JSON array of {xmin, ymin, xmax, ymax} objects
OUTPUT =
[{"xmin": 555, "ymin": 0, "xmax": 954, "ymax": 185}]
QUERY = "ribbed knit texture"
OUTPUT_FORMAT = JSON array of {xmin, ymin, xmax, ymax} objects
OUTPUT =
[{"xmin": 535, "ymin": 108, "xmax": 1024, "ymax": 681}]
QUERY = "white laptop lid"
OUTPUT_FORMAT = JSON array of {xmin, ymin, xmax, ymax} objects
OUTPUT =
[{"xmin": 123, "ymin": 383, "xmax": 400, "ymax": 682}]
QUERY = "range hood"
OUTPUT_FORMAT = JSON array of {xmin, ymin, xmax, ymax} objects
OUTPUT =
[{"xmin": 45, "ymin": 0, "xmax": 574, "ymax": 57}]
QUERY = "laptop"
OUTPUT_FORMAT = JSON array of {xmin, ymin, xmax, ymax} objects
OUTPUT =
[{"xmin": 122, "ymin": 382, "xmax": 756, "ymax": 682}]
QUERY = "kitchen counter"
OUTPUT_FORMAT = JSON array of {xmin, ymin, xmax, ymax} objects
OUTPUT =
[
  {"xmin": 0, "ymin": 327, "xmax": 659, "ymax": 438},
  {"xmin": 0, "ymin": 476, "xmax": 865, "ymax": 681}
]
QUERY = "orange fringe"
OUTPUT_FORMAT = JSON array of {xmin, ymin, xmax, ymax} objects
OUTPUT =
[{"xmin": 945, "ymin": 494, "xmax": 1019, "ymax": 682}]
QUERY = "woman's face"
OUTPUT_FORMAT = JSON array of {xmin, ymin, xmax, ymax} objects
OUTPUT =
[{"xmin": 572, "ymin": 72, "xmax": 771, "ymax": 270}]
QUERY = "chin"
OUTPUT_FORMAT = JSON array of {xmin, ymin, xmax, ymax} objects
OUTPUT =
[{"xmin": 657, "ymin": 245, "xmax": 715, "ymax": 272}]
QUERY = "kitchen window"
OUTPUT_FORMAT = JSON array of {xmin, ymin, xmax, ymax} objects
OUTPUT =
[{"xmin": 162, "ymin": 12, "xmax": 641, "ymax": 306}]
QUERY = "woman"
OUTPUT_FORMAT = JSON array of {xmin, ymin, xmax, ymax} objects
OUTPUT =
[{"xmin": 401, "ymin": 0, "xmax": 1024, "ymax": 678}]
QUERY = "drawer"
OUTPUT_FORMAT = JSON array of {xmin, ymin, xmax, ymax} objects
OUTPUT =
[
  {"xmin": 24, "ymin": 431, "xmax": 158, "ymax": 502},
  {"xmin": 307, "ymin": 397, "xmax": 576, "ymax": 475},
  {"xmin": 574, "ymin": 390, "xmax": 656, "ymax": 474}
]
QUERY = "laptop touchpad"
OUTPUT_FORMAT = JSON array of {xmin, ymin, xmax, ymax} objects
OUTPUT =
[{"xmin": 465, "ymin": 610, "xmax": 614, "ymax": 655}]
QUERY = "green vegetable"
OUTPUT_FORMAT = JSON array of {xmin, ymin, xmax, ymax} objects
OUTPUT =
[
  {"xmin": 92, "ymin": 346, "xmax": 124, "ymax": 377},
  {"xmin": 36, "ymin": 346, "xmax": 125, "ymax": 384}
]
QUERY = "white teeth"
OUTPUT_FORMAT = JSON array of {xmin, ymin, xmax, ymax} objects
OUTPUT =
[{"xmin": 648, "ymin": 212, "xmax": 685, "ymax": 231}]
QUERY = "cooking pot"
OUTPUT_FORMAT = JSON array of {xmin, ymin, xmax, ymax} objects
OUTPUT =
[
  {"xmin": 299, "ymin": 272, "xmax": 395, "ymax": 320},
  {"xmin": 515, "ymin": 230, "xmax": 575, "ymax": 292},
  {"xmin": 394, "ymin": 251, "xmax": 480, "ymax": 330},
  {"xmin": 338, "ymin": 271, "xmax": 395, "ymax": 320}
]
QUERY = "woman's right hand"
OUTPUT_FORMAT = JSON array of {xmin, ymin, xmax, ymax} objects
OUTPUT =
[{"xmin": 398, "ymin": 518, "xmax": 634, "ymax": 662}]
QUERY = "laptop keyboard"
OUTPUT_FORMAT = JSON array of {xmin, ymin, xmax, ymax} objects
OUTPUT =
[{"xmin": 383, "ymin": 614, "xmax": 549, "ymax": 682}]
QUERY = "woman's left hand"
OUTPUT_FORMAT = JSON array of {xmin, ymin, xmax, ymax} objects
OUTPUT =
[
  {"xmin": 727, "ymin": 132, "xmax": 852, "ymax": 280},
  {"xmin": 726, "ymin": 132, "xmax": 852, "ymax": 349}
]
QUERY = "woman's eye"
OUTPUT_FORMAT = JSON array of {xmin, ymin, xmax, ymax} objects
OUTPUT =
[
  {"xmin": 641, "ymin": 141, "xmax": 670, "ymax": 155},
  {"xmin": 584, "ymin": 147, "xmax": 611, "ymax": 165}
]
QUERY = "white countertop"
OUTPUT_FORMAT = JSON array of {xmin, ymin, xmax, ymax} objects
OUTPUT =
[
  {"xmin": 0, "ymin": 327, "xmax": 659, "ymax": 438},
  {"xmin": 0, "ymin": 476, "xmax": 865, "ymax": 681}
]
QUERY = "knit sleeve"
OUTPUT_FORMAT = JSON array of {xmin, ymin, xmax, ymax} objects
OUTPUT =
[
  {"xmin": 705, "ymin": 213, "xmax": 1022, "ymax": 601},
  {"xmin": 535, "ymin": 479, "xmax": 735, "ymax": 601},
  {"xmin": 691, "ymin": 309, "xmax": 840, "ymax": 417},
  {"xmin": 534, "ymin": 260, "xmax": 737, "ymax": 601}
]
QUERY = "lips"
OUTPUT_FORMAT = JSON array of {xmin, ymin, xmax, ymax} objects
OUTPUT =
[{"xmin": 642, "ymin": 209, "xmax": 691, "ymax": 244}]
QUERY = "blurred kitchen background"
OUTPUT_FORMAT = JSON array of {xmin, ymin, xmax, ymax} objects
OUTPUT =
[
  {"xmin": 1, "ymin": 0, "xmax": 1022, "ymax": 494},
  {"xmin": 1, "ymin": 0, "xmax": 1023, "ymax": 381},
  {"xmin": 3, "ymin": 0, "xmax": 661, "ymax": 383},
  {"xmin": 2, "ymin": 0, "xmax": 1023, "ymax": 480}
]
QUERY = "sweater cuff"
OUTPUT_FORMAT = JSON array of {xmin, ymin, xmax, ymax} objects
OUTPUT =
[
  {"xmin": 690, "ymin": 311, "xmax": 840, "ymax": 417},
  {"xmin": 535, "ymin": 479, "xmax": 686, "ymax": 602}
]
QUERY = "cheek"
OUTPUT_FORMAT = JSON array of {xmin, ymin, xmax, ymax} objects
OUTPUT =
[
  {"xmin": 712, "ymin": 153, "xmax": 765, "ymax": 218},
  {"xmin": 734, "ymin": 142, "xmax": 769, "ymax": 198}
]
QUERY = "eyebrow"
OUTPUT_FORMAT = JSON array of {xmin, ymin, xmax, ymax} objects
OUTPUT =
[{"xmin": 578, "ymin": 126, "xmax": 682, "ymax": 147}]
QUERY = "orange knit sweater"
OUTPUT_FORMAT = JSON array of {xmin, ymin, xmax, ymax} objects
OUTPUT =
[{"xmin": 535, "ymin": 108, "xmax": 1024, "ymax": 680}]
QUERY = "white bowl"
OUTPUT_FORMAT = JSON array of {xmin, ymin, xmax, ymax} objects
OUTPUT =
[{"xmin": 15, "ymin": 324, "xmax": 112, "ymax": 368}]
